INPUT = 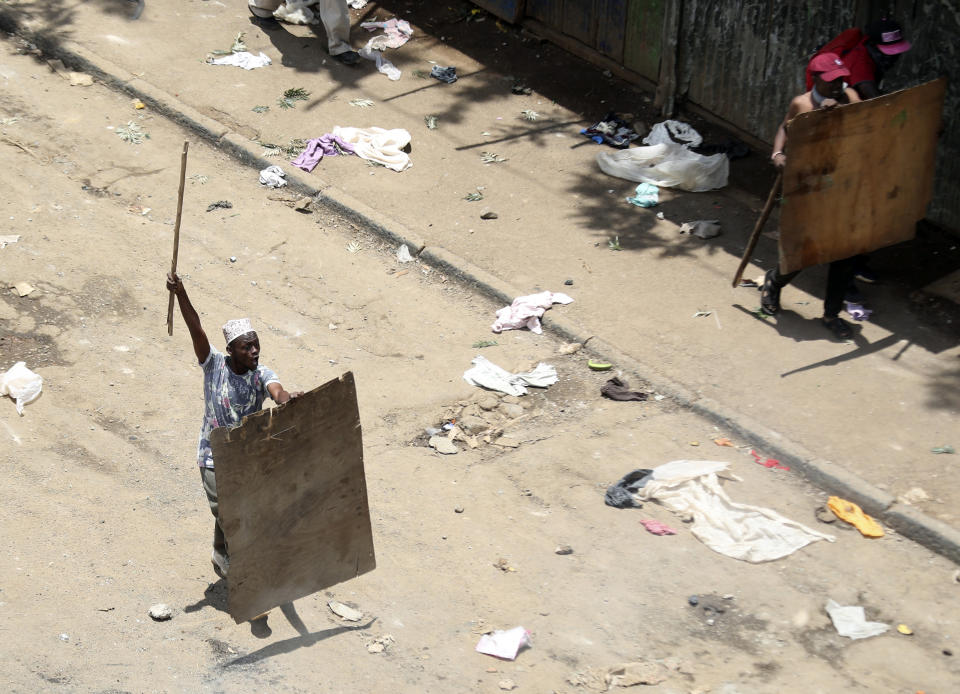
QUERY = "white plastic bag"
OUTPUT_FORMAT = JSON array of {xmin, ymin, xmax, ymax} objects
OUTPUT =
[
  {"xmin": 1, "ymin": 361, "xmax": 43, "ymax": 415},
  {"xmin": 643, "ymin": 119, "xmax": 703, "ymax": 148},
  {"xmin": 596, "ymin": 143, "xmax": 728, "ymax": 192}
]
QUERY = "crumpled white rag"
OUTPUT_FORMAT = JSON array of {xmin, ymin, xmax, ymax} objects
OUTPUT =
[
  {"xmin": 636, "ymin": 460, "xmax": 834, "ymax": 562},
  {"xmin": 475, "ymin": 627, "xmax": 531, "ymax": 660},
  {"xmin": 825, "ymin": 600, "xmax": 890, "ymax": 639},
  {"xmin": 259, "ymin": 165, "xmax": 287, "ymax": 187},
  {"xmin": 492, "ymin": 291, "xmax": 574, "ymax": 334},
  {"xmin": 1, "ymin": 361, "xmax": 43, "ymax": 415},
  {"xmin": 210, "ymin": 51, "xmax": 272, "ymax": 70},
  {"xmin": 273, "ymin": 0, "xmax": 316, "ymax": 24},
  {"xmin": 463, "ymin": 356, "xmax": 557, "ymax": 396},
  {"xmin": 360, "ymin": 18, "xmax": 413, "ymax": 49},
  {"xmin": 331, "ymin": 126, "xmax": 411, "ymax": 171}
]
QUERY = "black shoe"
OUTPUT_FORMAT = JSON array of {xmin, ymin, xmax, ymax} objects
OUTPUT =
[
  {"xmin": 822, "ymin": 316, "xmax": 852, "ymax": 340},
  {"xmin": 333, "ymin": 50, "xmax": 360, "ymax": 66},
  {"xmin": 760, "ymin": 269, "xmax": 781, "ymax": 316}
]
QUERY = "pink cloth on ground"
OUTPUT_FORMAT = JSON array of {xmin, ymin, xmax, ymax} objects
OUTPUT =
[
  {"xmin": 491, "ymin": 291, "xmax": 574, "ymax": 334},
  {"xmin": 291, "ymin": 134, "xmax": 355, "ymax": 172},
  {"xmin": 640, "ymin": 519, "xmax": 677, "ymax": 536}
]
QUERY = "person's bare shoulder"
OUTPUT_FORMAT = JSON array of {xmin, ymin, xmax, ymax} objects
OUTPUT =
[{"xmin": 789, "ymin": 92, "xmax": 815, "ymax": 118}]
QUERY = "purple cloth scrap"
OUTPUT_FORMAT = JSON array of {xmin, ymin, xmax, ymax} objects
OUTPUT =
[{"xmin": 292, "ymin": 134, "xmax": 356, "ymax": 172}]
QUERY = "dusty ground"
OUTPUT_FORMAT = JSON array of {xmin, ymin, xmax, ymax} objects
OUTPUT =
[
  {"xmin": 2, "ymin": 29, "xmax": 960, "ymax": 694},
  {"xmin": 6, "ymin": 0, "xmax": 956, "ymax": 527}
]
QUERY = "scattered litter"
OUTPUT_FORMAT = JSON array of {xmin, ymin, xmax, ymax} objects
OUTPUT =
[
  {"xmin": 328, "ymin": 600, "xmax": 363, "ymax": 621},
  {"xmin": 350, "ymin": 98, "xmax": 375, "ymax": 108},
  {"xmin": 475, "ymin": 626, "xmax": 530, "ymax": 660},
  {"xmin": 463, "ymin": 356, "xmax": 557, "ymax": 396},
  {"xmin": 634, "ymin": 460, "xmax": 834, "ymax": 561},
  {"xmin": 424, "ymin": 115, "xmax": 439, "ymax": 130},
  {"xmin": 59, "ymin": 633, "xmax": 69, "ymax": 642},
  {"xmin": 626, "ymin": 182, "xmax": 659, "ymax": 207},
  {"xmin": 132, "ymin": 99, "xmax": 145, "ymax": 110},
  {"xmin": 827, "ymin": 496, "xmax": 884, "ymax": 537},
  {"xmin": 520, "ymin": 109, "xmax": 539, "ymax": 121},
  {"xmin": 580, "ymin": 112, "xmax": 640, "ymax": 148},
  {"xmin": 643, "ymin": 119, "xmax": 703, "ymax": 148},
  {"xmin": 601, "ymin": 377, "xmax": 647, "ymax": 401},
  {"xmin": 252, "ymin": 105, "xmax": 269, "ymax": 113},
  {"xmin": 10, "ymin": 282, "xmax": 35, "ymax": 297},
  {"xmin": 366, "ymin": 634, "xmax": 394, "ymax": 653},
  {"xmin": 0, "ymin": 235, "xmax": 20, "ymax": 248},
  {"xmin": 464, "ymin": 190, "xmax": 484, "ymax": 201},
  {"xmin": 115, "ymin": 121, "xmax": 148, "ymax": 144},
  {"xmin": 472, "ymin": 339, "xmax": 498, "ymax": 348},
  {"xmin": 931, "ymin": 445, "xmax": 955, "ymax": 454},
  {"xmin": 258, "ymin": 165, "xmax": 287, "ymax": 188},
  {"xmin": 605, "ymin": 660, "xmax": 668, "ymax": 687},
  {"xmin": 897, "ymin": 624, "xmax": 914, "ymax": 635},
  {"xmin": 291, "ymin": 134, "xmax": 355, "ymax": 173},
  {"xmin": 897, "ymin": 487, "xmax": 930, "ymax": 505},
  {"xmin": 395, "ymin": 244, "xmax": 414, "ymax": 262},
  {"xmin": 493, "ymin": 558, "xmax": 516, "ymax": 572},
  {"xmin": 331, "ymin": 126, "xmax": 412, "ymax": 172},
  {"xmin": 230, "ymin": 256, "xmax": 237, "ymax": 263},
  {"xmin": 148, "ymin": 603, "xmax": 172, "ymax": 621},
  {"xmin": 430, "ymin": 66, "xmax": 458, "ymax": 83},
  {"xmin": 564, "ymin": 278, "xmax": 574, "ymax": 285},
  {"xmin": 480, "ymin": 211, "xmax": 499, "ymax": 220},
  {"xmin": 69, "ymin": 72, "xmax": 94, "ymax": 86},
  {"xmin": 680, "ymin": 220, "xmax": 722, "ymax": 239},
  {"xmin": 640, "ymin": 519, "xmax": 677, "ymax": 535},
  {"xmin": 825, "ymin": 599, "xmax": 890, "ymax": 640},
  {"xmin": 656, "ymin": 211, "xmax": 665, "ymax": 219},
  {"xmin": 206, "ymin": 200, "xmax": 233, "ymax": 212},
  {"xmin": 360, "ymin": 18, "xmax": 413, "ymax": 50},
  {"xmin": 429, "ymin": 436, "xmax": 458, "ymax": 454},
  {"xmin": 274, "ymin": 2, "xmax": 317, "ymax": 25},
  {"xmin": 750, "ymin": 449, "xmax": 790, "ymax": 471},
  {"xmin": 605, "ymin": 469, "xmax": 653, "ymax": 508},
  {"xmin": 588, "ymin": 360, "xmax": 612, "ymax": 371},
  {"xmin": 555, "ymin": 544, "xmax": 573, "ymax": 555},
  {"xmin": 844, "ymin": 301, "xmax": 873, "ymax": 321},
  {"xmin": 491, "ymin": 290, "xmax": 573, "ymax": 334},
  {"xmin": 558, "ymin": 342, "xmax": 582, "ymax": 355},
  {"xmin": 608, "ymin": 235, "xmax": 621, "ymax": 251},
  {"xmin": 1, "ymin": 362, "xmax": 43, "ymax": 415},
  {"xmin": 597, "ymin": 119, "xmax": 728, "ymax": 191},
  {"xmin": 498, "ymin": 679, "xmax": 516, "ymax": 691},
  {"xmin": 278, "ymin": 87, "xmax": 310, "ymax": 109},
  {"xmin": 481, "ymin": 151, "xmax": 507, "ymax": 164},
  {"xmin": 210, "ymin": 51, "xmax": 271, "ymax": 70},
  {"xmin": 713, "ymin": 437, "xmax": 734, "ymax": 447},
  {"xmin": 738, "ymin": 277, "xmax": 760, "ymax": 288}
]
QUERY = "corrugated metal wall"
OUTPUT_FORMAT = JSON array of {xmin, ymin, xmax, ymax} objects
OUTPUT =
[{"xmin": 476, "ymin": 0, "xmax": 959, "ymax": 230}]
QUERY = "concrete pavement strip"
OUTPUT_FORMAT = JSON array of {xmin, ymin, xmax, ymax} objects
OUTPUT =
[{"xmin": 4, "ymin": 11, "xmax": 958, "ymax": 565}]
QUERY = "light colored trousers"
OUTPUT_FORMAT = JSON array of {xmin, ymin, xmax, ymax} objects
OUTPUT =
[{"xmin": 248, "ymin": 0, "xmax": 353, "ymax": 55}]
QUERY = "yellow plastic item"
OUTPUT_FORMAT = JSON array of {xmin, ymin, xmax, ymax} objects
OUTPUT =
[
  {"xmin": 588, "ymin": 360, "xmax": 613, "ymax": 371},
  {"xmin": 827, "ymin": 496, "xmax": 885, "ymax": 537},
  {"xmin": 897, "ymin": 624, "xmax": 913, "ymax": 635}
]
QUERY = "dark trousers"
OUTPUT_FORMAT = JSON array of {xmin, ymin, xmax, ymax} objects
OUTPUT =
[{"xmin": 769, "ymin": 256, "xmax": 857, "ymax": 319}]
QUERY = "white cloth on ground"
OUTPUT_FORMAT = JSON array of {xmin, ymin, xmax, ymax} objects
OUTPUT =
[
  {"xmin": 273, "ymin": 0, "xmax": 316, "ymax": 24},
  {"xmin": 331, "ymin": 126, "xmax": 412, "ymax": 171},
  {"xmin": 635, "ymin": 460, "xmax": 834, "ymax": 562},
  {"xmin": 358, "ymin": 44, "xmax": 401, "ymax": 80},
  {"xmin": 825, "ymin": 600, "xmax": 890, "ymax": 639},
  {"xmin": 210, "ymin": 51, "xmax": 272, "ymax": 70},
  {"xmin": 491, "ymin": 291, "xmax": 574, "ymax": 334},
  {"xmin": 643, "ymin": 119, "xmax": 704, "ymax": 148},
  {"xmin": 597, "ymin": 143, "xmax": 728, "ymax": 192},
  {"xmin": 259, "ymin": 165, "xmax": 287, "ymax": 187},
  {"xmin": 360, "ymin": 18, "xmax": 413, "ymax": 49},
  {"xmin": 463, "ymin": 356, "xmax": 557, "ymax": 396},
  {"xmin": 1, "ymin": 361, "xmax": 43, "ymax": 415}
]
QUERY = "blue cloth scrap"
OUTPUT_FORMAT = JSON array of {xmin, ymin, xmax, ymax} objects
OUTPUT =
[{"xmin": 626, "ymin": 182, "xmax": 659, "ymax": 208}]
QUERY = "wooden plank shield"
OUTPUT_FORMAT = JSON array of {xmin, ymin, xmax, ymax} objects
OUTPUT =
[
  {"xmin": 779, "ymin": 78, "xmax": 946, "ymax": 274},
  {"xmin": 210, "ymin": 371, "xmax": 375, "ymax": 623}
]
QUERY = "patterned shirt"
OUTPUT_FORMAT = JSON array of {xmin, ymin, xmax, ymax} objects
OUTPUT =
[{"xmin": 197, "ymin": 346, "xmax": 279, "ymax": 468}]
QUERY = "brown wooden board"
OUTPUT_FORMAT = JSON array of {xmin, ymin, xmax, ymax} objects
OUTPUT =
[
  {"xmin": 210, "ymin": 371, "xmax": 375, "ymax": 623},
  {"xmin": 778, "ymin": 78, "xmax": 946, "ymax": 274}
]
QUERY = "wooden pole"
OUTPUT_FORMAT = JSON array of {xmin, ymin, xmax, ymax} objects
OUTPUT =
[
  {"xmin": 731, "ymin": 171, "xmax": 782, "ymax": 288},
  {"xmin": 166, "ymin": 141, "xmax": 189, "ymax": 336}
]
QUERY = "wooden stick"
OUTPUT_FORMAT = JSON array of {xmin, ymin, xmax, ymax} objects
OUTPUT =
[
  {"xmin": 166, "ymin": 141, "xmax": 189, "ymax": 336},
  {"xmin": 731, "ymin": 171, "xmax": 782, "ymax": 288}
]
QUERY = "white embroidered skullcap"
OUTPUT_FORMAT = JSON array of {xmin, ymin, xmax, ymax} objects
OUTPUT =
[{"xmin": 222, "ymin": 318, "xmax": 255, "ymax": 345}]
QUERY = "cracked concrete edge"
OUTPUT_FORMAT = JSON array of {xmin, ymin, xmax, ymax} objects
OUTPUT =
[{"xmin": 5, "ymin": 11, "xmax": 958, "ymax": 567}]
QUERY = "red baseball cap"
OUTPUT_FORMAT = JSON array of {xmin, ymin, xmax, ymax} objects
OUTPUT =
[
  {"xmin": 808, "ymin": 52, "xmax": 851, "ymax": 82},
  {"xmin": 866, "ymin": 18, "xmax": 912, "ymax": 55}
]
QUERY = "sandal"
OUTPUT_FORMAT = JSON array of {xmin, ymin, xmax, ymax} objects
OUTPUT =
[
  {"xmin": 822, "ymin": 316, "xmax": 852, "ymax": 340},
  {"xmin": 760, "ymin": 269, "xmax": 781, "ymax": 315}
]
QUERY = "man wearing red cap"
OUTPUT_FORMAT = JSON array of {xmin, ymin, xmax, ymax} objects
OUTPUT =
[
  {"xmin": 763, "ymin": 53, "xmax": 861, "ymax": 339},
  {"xmin": 805, "ymin": 18, "xmax": 912, "ymax": 101}
]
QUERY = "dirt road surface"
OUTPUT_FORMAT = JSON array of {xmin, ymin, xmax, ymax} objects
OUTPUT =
[{"xmin": 1, "ymin": 18, "xmax": 959, "ymax": 694}]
